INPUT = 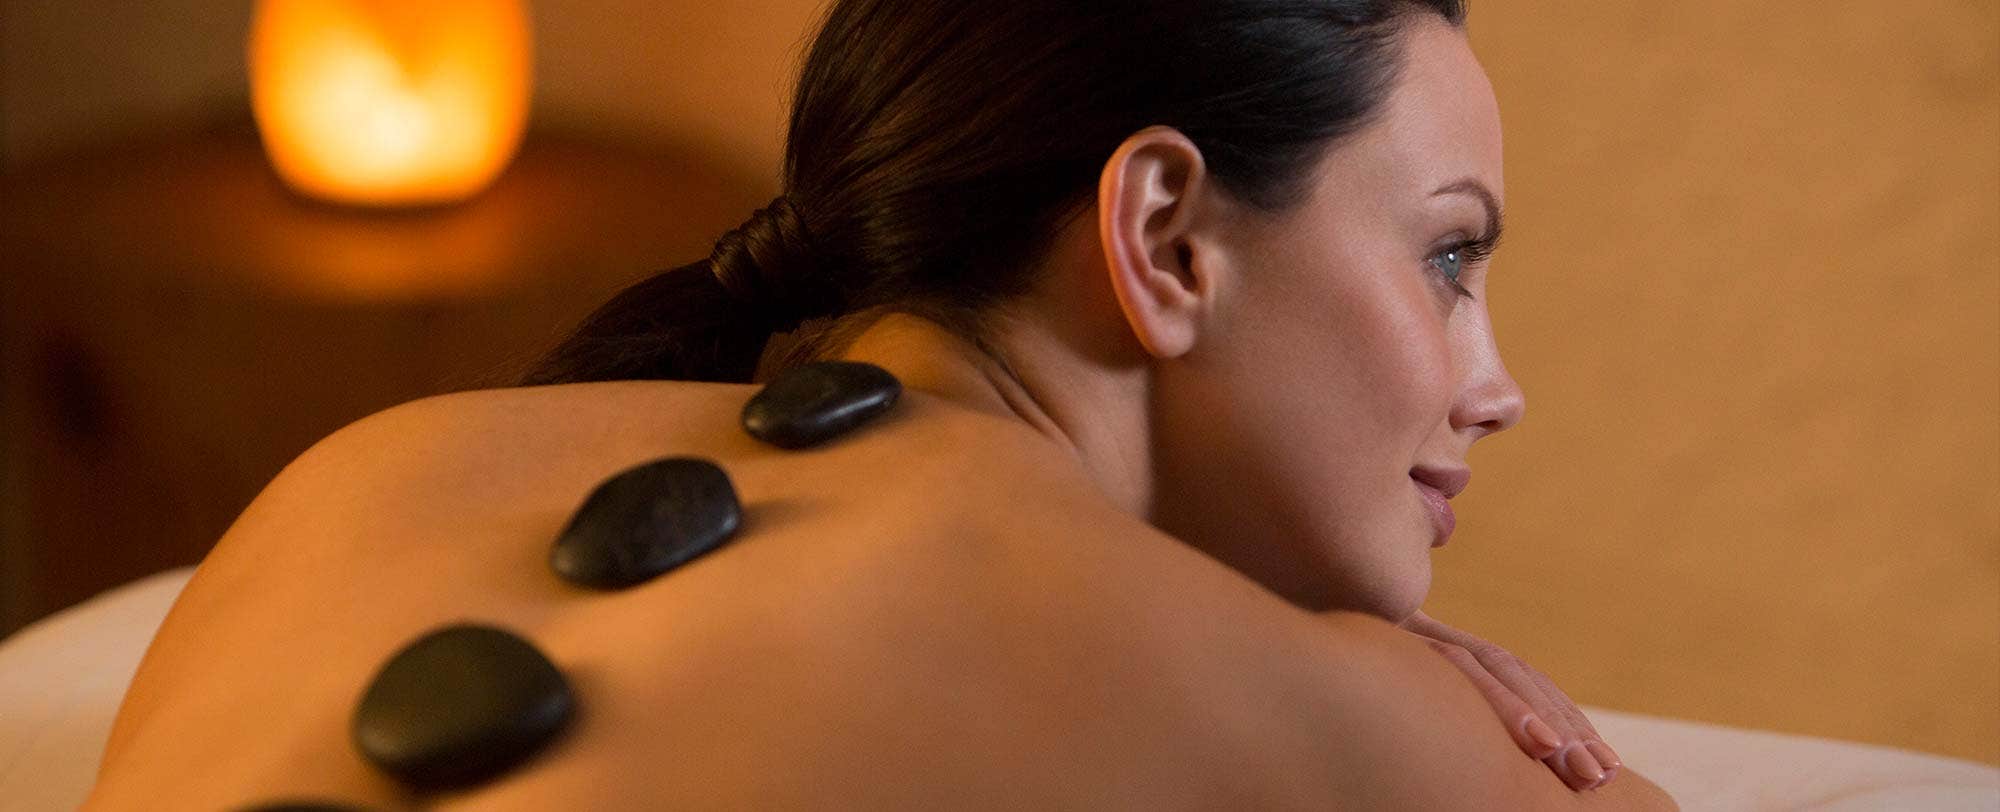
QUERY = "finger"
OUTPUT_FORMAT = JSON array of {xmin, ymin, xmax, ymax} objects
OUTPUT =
[
  {"xmin": 1399, "ymin": 609, "xmax": 1474, "ymax": 643},
  {"xmin": 1405, "ymin": 618, "xmax": 1574, "ymax": 745},
  {"xmin": 1451, "ymin": 642, "xmax": 1600, "ymax": 784},
  {"xmin": 1402, "ymin": 615, "xmax": 1573, "ymax": 732},
  {"xmin": 1520, "ymin": 662, "xmax": 1620, "ymax": 786},
  {"xmin": 1404, "ymin": 614, "xmax": 1600, "ymax": 786},
  {"xmin": 1520, "ymin": 668, "xmax": 1616, "ymax": 780},
  {"xmin": 1585, "ymin": 740, "xmax": 1623, "ymax": 786},
  {"xmin": 1546, "ymin": 743, "xmax": 1608, "ymax": 791},
  {"xmin": 1518, "ymin": 661, "xmax": 1600, "ymax": 738},
  {"xmin": 1418, "ymin": 638, "xmax": 1563, "ymax": 760}
]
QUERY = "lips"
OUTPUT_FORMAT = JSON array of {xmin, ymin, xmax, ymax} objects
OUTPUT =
[
  {"xmin": 1409, "ymin": 465, "xmax": 1469, "ymax": 546},
  {"xmin": 1413, "ymin": 478, "xmax": 1456, "ymax": 546},
  {"xmin": 1409, "ymin": 466, "xmax": 1471, "ymax": 499}
]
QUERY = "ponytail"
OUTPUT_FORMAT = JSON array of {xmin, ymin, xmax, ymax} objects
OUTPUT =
[{"xmin": 517, "ymin": 196, "xmax": 844, "ymax": 386}]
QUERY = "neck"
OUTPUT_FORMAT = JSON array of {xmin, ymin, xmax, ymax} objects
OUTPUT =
[{"xmin": 833, "ymin": 310, "xmax": 1155, "ymax": 518}]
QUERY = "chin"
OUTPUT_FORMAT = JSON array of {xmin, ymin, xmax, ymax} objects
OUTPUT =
[
  {"xmin": 1368, "ymin": 579, "xmax": 1430, "ymax": 625},
  {"xmin": 1193, "ymin": 501, "xmax": 1434, "ymax": 620},
  {"xmin": 1381, "ymin": 591, "xmax": 1428, "ymax": 626},
  {"xmin": 1357, "ymin": 546, "xmax": 1435, "ymax": 623},
  {"xmin": 1305, "ymin": 555, "xmax": 1431, "ymax": 623},
  {"xmin": 1297, "ymin": 492, "xmax": 1442, "ymax": 622},
  {"xmin": 1391, "ymin": 548, "xmax": 1435, "ymax": 622}
]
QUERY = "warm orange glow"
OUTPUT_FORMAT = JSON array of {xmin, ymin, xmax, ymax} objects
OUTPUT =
[{"xmin": 250, "ymin": 0, "xmax": 532, "ymax": 207}]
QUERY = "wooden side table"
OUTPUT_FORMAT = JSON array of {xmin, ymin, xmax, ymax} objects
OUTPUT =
[{"xmin": 0, "ymin": 124, "xmax": 772, "ymax": 636}]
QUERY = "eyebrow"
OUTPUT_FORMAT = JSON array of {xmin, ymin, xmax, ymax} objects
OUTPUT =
[{"xmin": 1431, "ymin": 178, "xmax": 1506, "ymax": 247}]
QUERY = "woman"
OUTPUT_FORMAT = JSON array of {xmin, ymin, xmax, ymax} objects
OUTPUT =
[{"xmin": 90, "ymin": 0, "xmax": 1678, "ymax": 808}]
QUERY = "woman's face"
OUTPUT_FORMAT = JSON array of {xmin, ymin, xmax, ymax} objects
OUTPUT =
[{"xmin": 1153, "ymin": 16, "xmax": 1523, "ymax": 620}]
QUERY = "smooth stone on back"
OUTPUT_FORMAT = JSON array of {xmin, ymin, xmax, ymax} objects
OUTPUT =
[
  {"xmin": 351, "ymin": 623, "xmax": 574, "ymax": 792},
  {"xmin": 549, "ymin": 456, "xmax": 744, "ymax": 589},
  {"xmin": 741, "ymin": 360, "xmax": 902, "ymax": 449},
  {"xmin": 235, "ymin": 803, "xmax": 375, "ymax": 812}
]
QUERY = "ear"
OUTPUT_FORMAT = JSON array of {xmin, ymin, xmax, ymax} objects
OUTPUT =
[{"xmin": 1097, "ymin": 125, "xmax": 1216, "ymax": 360}]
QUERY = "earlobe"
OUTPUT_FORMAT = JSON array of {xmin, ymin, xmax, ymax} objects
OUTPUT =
[{"xmin": 1097, "ymin": 125, "xmax": 1212, "ymax": 360}]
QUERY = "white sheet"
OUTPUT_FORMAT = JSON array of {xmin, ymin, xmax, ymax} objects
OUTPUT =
[
  {"xmin": 3, "ymin": 566, "xmax": 1995, "ymax": 811},
  {"xmin": 0, "ymin": 568, "xmax": 194, "ymax": 812}
]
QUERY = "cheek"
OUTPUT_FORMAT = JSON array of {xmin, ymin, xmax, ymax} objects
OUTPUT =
[
  {"xmin": 1378, "ymin": 302, "xmax": 1458, "ymax": 430},
  {"xmin": 1161, "ymin": 245, "xmax": 1454, "ymax": 613},
  {"xmin": 1282, "ymin": 254, "xmax": 1456, "ymax": 446},
  {"xmin": 1208, "ymin": 248, "xmax": 1457, "ymax": 508}
]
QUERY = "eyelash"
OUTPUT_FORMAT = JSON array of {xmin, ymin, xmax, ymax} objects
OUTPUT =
[{"xmin": 1428, "ymin": 236, "xmax": 1496, "ymax": 300}]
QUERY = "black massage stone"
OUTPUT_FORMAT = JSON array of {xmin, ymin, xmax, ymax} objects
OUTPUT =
[
  {"xmin": 549, "ymin": 456, "xmax": 744, "ymax": 589},
  {"xmin": 741, "ymin": 360, "xmax": 902, "ymax": 449},
  {"xmin": 351, "ymin": 623, "xmax": 573, "ymax": 792}
]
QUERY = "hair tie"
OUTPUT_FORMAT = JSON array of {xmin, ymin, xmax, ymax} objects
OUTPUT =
[{"xmin": 708, "ymin": 195, "xmax": 843, "ymax": 334}]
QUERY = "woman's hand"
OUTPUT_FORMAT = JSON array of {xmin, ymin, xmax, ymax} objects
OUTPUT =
[{"xmin": 1398, "ymin": 610, "xmax": 1623, "ymax": 791}]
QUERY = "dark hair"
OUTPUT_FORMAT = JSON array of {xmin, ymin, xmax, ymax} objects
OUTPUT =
[{"xmin": 518, "ymin": 0, "xmax": 1468, "ymax": 387}]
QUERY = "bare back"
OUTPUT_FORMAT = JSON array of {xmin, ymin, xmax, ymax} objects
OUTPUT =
[
  {"xmin": 86, "ymin": 378, "xmax": 1680, "ymax": 808},
  {"xmin": 86, "ymin": 381, "xmax": 1671, "ymax": 810}
]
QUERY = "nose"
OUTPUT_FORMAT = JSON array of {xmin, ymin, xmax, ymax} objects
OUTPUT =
[{"xmin": 1452, "ymin": 349, "xmax": 1526, "ymax": 441}]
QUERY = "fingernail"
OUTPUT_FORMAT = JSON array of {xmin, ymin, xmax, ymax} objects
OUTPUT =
[
  {"xmin": 1523, "ymin": 716, "xmax": 1563, "ymax": 753},
  {"xmin": 1585, "ymin": 740, "xmax": 1622, "ymax": 772},
  {"xmin": 1564, "ymin": 744, "xmax": 1606, "ymax": 787}
]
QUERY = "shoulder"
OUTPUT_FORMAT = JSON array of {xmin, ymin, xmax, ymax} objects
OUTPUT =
[
  {"xmin": 1285, "ymin": 612, "xmax": 1680, "ymax": 810},
  {"xmin": 209, "ymin": 380, "xmax": 775, "ymax": 560},
  {"xmin": 94, "ymin": 383, "xmax": 745, "ymax": 778},
  {"xmin": 174, "ymin": 376, "xmax": 1095, "ymax": 603}
]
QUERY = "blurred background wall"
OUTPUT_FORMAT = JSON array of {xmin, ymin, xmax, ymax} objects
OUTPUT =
[
  {"xmin": 0, "ymin": 0, "xmax": 811, "ymax": 178},
  {"xmin": 1440, "ymin": 0, "xmax": 1998, "ymax": 769},
  {"xmin": 1, "ymin": 0, "xmax": 1993, "ymax": 768}
]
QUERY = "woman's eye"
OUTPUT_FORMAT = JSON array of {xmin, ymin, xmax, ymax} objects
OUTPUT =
[
  {"xmin": 1425, "ymin": 238, "xmax": 1486, "ymax": 300},
  {"xmin": 1428, "ymin": 248, "xmax": 1464, "ymax": 284}
]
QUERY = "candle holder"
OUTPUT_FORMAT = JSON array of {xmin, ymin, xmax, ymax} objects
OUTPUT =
[{"xmin": 249, "ymin": 0, "xmax": 534, "ymax": 208}]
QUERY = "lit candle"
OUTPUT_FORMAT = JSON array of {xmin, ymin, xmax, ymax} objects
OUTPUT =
[{"xmin": 249, "ymin": 0, "xmax": 533, "ymax": 207}]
